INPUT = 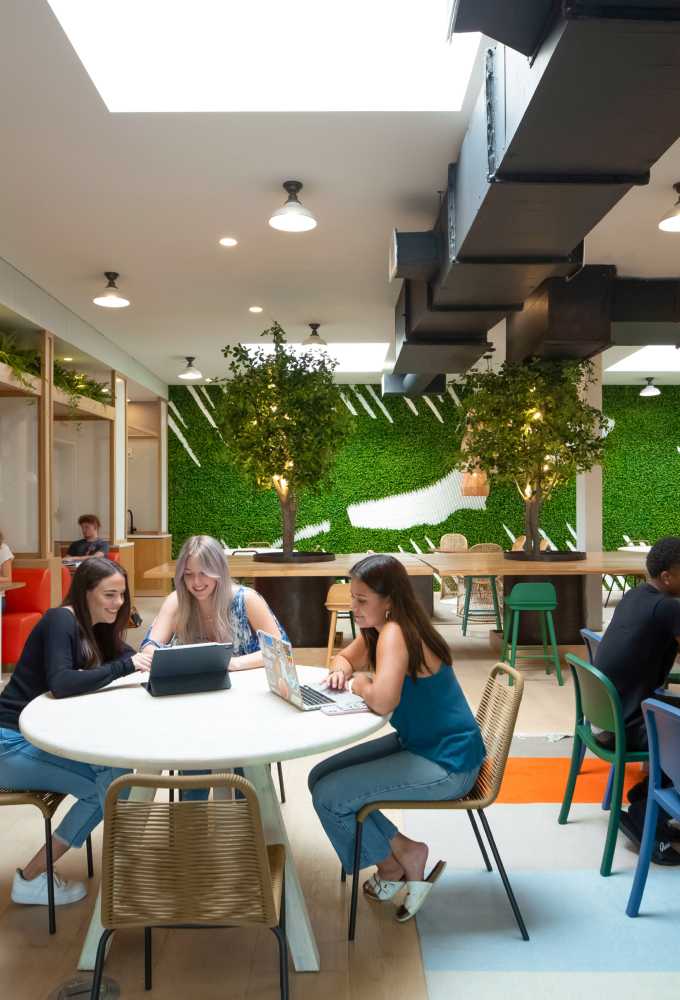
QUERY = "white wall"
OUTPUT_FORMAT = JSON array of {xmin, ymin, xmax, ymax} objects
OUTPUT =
[
  {"xmin": 127, "ymin": 439, "xmax": 160, "ymax": 532},
  {"xmin": 53, "ymin": 421, "xmax": 110, "ymax": 541},
  {"xmin": 0, "ymin": 397, "xmax": 39, "ymax": 552}
]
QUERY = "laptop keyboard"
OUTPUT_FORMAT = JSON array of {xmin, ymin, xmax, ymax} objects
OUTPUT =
[{"xmin": 300, "ymin": 685, "xmax": 335, "ymax": 707}]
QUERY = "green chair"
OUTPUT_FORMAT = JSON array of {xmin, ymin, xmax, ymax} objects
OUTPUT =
[
  {"xmin": 558, "ymin": 652, "xmax": 648, "ymax": 877},
  {"xmin": 461, "ymin": 542, "xmax": 503, "ymax": 636},
  {"xmin": 500, "ymin": 582, "xmax": 563, "ymax": 685}
]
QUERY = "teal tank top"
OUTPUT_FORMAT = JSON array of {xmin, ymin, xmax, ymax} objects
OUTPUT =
[{"xmin": 390, "ymin": 664, "xmax": 486, "ymax": 774}]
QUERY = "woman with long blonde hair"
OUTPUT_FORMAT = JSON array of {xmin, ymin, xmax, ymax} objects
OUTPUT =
[{"xmin": 139, "ymin": 535, "xmax": 286, "ymax": 669}]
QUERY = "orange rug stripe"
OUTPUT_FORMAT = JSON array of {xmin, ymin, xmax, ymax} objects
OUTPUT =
[{"xmin": 496, "ymin": 757, "xmax": 645, "ymax": 804}]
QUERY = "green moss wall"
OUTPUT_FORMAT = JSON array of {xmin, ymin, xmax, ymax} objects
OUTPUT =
[{"xmin": 168, "ymin": 385, "xmax": 678, "ymax": 557}]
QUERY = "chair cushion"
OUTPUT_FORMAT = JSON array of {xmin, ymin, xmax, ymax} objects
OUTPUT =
[
  {"xmin": 5, "ymin": 568, "xmax": 51, "ymax": 615},
  {"xmin": 1, "ymin": 611, "xmax": 41, "ymax": 665}
]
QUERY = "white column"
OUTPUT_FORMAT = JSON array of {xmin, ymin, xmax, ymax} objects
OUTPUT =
[
  {"xmin": 576, "ymin": 353, "xmax": 603, "ymax": 629},
  {"xmin": 113, "ymin": 376, "xmax": 127, "ymax": 543}
]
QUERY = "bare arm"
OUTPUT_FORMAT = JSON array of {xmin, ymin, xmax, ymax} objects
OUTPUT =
[
  {"xmin": 231, "ymin": 589, "xmax": 282, "ymax": 671},
  {"xmin": 0, "ymin": 557, "xmax": 12, "ymax": 583},
  {"xmin": 350, "ymin": 622, "xmax": 408, "ymax": 715},
  {"xmin": 327, "ymin": 633, "xmax": 370, "ymax": 690},
  {"xmin": 141, "ymin": 592, "xmax": 179, "ymax": 648}
]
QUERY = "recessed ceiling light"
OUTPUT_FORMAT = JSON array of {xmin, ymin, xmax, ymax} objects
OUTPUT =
[
  {"xmin": 249, "ymin": 306, "xmax": 263, "ymax": 314},
  {"xmin": 219, "ymin": 237, "xmax": 238, "ymax": 247},
  {"xmin": 93, "ymin": 271, "xmax": 130, "ymax": 308},
  {"xmin": 177, "ymin": 356, "xmax": 203, "ymax": 381},
  {"xmin": 62, "ymin": 356, "xmax": 73, "ymax": 362},
  {"xmin": 46, "ymin": 2, "xmax": 480, "ymax": 112}
]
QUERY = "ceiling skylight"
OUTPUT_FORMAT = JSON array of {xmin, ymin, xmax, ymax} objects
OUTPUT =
[
  {"xmin": 243, "ymin": 342, "xmax": 389, "ymax": 374},
  {"xmin": 606, "ymin": 345, "xmax": 680, "ymax": 373},
  {"xmin": 46, "ymin": 1, "xmax": 480, "ymax": 112}
]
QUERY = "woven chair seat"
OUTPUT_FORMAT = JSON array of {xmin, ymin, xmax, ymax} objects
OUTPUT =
[{"xmin": 0, "ymin": 788, "xmax": 65, "ymax": 819}]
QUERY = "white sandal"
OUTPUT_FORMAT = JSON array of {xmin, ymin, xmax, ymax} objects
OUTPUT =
[
  {"xmin": 395, "ymin": 860, "xmax": 447, "ymax": 923},
  {"xmin": 362, "ymin": 872, "xmax": 405, "ymax": 902}
]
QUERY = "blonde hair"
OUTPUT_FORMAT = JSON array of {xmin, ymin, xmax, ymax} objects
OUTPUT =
[{"xmin": 174, "ymin": 535, "xmax": 233, "ymax": 645}]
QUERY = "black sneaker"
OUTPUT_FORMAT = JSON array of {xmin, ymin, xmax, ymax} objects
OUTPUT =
[{"xmin": 618, "ymin": 811, "xmax": 680, "ymax": 866}]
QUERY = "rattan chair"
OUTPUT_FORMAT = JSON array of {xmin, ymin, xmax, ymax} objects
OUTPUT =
[
  {"xmin": 0, "ymin": 789, "xmax": 93, "ymax": 934},
  {"xmin": 90, "ymin": 773, "xmax": 288, "ymax": 999},
  {"xmin": 346, "ymin": 662, "xmax": 528, "ymax": 942},
  {"xmin": 438, "ymin": 533, "xmax": 468, "ymax": 602},
  {"xmin": 325, "ymin": 582, "xmax": 356, "ymax": 667},
  {"xmin": 461, "ymin": 543, "xmax": 503, "ymax": 633}
]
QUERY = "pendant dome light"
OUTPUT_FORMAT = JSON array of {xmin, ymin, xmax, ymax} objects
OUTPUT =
[
  {"xmin": 303, "ymin": 322, "xmax": 327, "ymax": 347},
  {"xmin": 93, "ymin": 271, "xmax": 130, "ymax": 308},
  {"xmin": 268, "ymin": 181, "xmax": 317, "ymax": 233},
  {"xmin": 177, "ymin": 356, "xmax": 203, "ymax": 381},
  {"xmin": 659, "ymin": 182, "xmax": 680, "ymax": 232},
  {"xmin": 640, "ymin": 377, "xmax": 661, "ymax": 397}
]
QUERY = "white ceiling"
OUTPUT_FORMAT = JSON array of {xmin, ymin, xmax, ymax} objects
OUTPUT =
[
  {"xmin": 1, "ymin": 2, "xmax": 680, "ymax": 388},
  {"xmin": 0, "ymin": 1, "xmax": 481, "ymax": 386}
]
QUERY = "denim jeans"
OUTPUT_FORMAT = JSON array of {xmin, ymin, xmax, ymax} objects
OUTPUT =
[
  {"xmin": 308, "ymin": 733, "xmax": 480, "ymax": 872},
  {"xmin": 0, "ymin": 727, "xmax": 129, "ymax": 848}
]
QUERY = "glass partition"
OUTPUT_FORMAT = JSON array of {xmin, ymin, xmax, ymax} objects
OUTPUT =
[{"xmin": 0, "ymin": 397, "xmax": 39, "ymax": 553}]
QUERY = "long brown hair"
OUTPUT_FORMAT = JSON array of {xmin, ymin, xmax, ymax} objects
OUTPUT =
[
  {"xmin": 350, "ymin": 554, "xmax": 451, "ymax": 680},
  {"xmin": 62, "ymin": 558, "xmax": 130, "ymax": 667}
]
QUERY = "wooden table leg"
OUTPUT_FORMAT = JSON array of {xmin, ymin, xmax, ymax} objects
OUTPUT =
[
  {"xmin": 243, "ymin": 763, "xmax": 320, "ymax": 972},
  {"xmin": 78, "ymin": 776, "xmax": 159, "ymax": 971}
]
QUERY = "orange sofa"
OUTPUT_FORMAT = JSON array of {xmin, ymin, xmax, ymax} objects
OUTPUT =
[{"xmin": 2, "ymin": 567, "xmax": 51, "ymax": 667}]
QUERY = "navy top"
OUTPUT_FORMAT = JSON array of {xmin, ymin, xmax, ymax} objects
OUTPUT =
[
  {"xmin": 0, "ymin": 607, "xmax": 135, "ymax": 731},
  {"xmin": 68, "ymin": 537, "xmax": 110, "ymax": 557},
  {"xmin": 390, "ymin": 663, "xmax": 486, "ymax": 773}
]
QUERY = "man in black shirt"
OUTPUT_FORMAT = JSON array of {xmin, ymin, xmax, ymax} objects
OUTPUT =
[
  {"xmin": 66, "ymin": 514, "xmax": 109, "ymax": 559},
  {"xmin": 595, "ymin": 536, "xmax": 680, "ymax": 864}
]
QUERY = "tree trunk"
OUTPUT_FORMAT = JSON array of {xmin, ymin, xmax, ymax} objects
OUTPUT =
[
  {"xmin": 279, "ymin": 492, "xmax": 297, "ymax": 558},
  {"xmin": 523, "ymin": 495, "xmax": 543, "ymax": 559}
]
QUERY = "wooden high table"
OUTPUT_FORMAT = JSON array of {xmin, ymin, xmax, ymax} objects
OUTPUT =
[
  {"xmin": 144, "ymin": 553, "xmax": 434, "ymax": 646},
  {"xmin": 420, "ymin": 550, "xmax": 647, "ymax": 643}
]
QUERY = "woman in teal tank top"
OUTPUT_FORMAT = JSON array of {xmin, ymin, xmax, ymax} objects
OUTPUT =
[{"xmin": 308, "ymin": 554, "xmax": 485, "ymax": 923}]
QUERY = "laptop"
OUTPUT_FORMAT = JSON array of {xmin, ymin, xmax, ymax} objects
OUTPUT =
[
  {"xmin": 143, "ymin": 642, "xmax": 233, "ymax": 697},
  {"xmin": 258, "ymin": 630, "xmax": 366, "ymax": 712}
]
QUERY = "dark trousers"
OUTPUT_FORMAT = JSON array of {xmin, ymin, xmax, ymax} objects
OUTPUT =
[{"xmin": 596, "ymin": 692, "xmax": 680, "ymax": 839}]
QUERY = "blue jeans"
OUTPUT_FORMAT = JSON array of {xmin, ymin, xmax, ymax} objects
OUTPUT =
[
  {"xmin": 308, "ymin": 733, "xmax": 480, "ymax": 872},
  {"xmin": 0, "ymin": 727, "xmax": 129, "ymax": 848}
]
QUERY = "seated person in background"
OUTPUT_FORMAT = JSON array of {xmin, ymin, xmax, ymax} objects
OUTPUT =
[
  {"xmin": 308, "ymin": 554, "xmax": 485, "ymax": 923},
  {"xmin": 66, "ymin": 514, "xmax": 109, "ymax": 560},
  {"xmin": 137, "ymin": 534, "xmax": 288, "ymax": 801},
  {"xmin": 0, "ymin": 529, "xmax": 14, "ymax": 582},
  {"xmin": 138, "ymin": 533, "xmax": 286, "ymax": 670},
  {"xmin": 594, "ymin": 535, "xmax": 680, "ymax": 865},
  {"xmin": 0, "ymin": 558, "xmax": 149, "ymax": 908}
]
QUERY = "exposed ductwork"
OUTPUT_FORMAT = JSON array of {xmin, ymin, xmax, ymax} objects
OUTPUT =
[{"xmin": 387, "ymin": 1, "xmax": 680, "ymax": 391}]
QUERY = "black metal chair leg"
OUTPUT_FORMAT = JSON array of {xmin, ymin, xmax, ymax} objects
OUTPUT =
[
  {"xmin": 168, "ymin": 769, "xmax": 175, "ymax": 803},
  {"xmin": 466, "ymin": 810, "xmax": 492, "ymax": 872},
  {"xmin": 86, "ymin": 835, "xmax": 94, "ymax": 878},
  {"xmin": 276, "ymin": 762, "xmax": 286, "ymax": 804},
  {"xmin": 477, "ymin": 810, "xmax": 529, "ymax": 941},
  {"xmin": 340, "ymin": 865, "xmax": 346, "ymax": 882},
  {"xmin": 348, "ymin": 820, "xmax": 364, "ymax": 941},
  {"xmin": 90, "ymin": 928, "xmax": 114, "ymax": 999},
  {"xmin": 44, "ymin": 817, "xmax": 56, "ymax": 935},
  {"xmin": 144, "ymin": 927, "xmax": 152, "ymax": 990}
]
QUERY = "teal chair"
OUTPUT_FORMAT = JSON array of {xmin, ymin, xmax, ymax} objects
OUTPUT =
[
  {"xmin": 500, "ymin": 582, "xmax": 563, "ymax": 685},
  {"xmin": 461, "ymin": 542, "xmax": 503, "ymax": 636},
  {"xmin": 558, "ymin": 653, "xmax": 648, "ymax": 876}
]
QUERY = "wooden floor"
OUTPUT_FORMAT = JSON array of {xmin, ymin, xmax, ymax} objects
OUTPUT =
[{"xmin": 0, "ymin": 594, "xmax": 611, "ymax": 999}]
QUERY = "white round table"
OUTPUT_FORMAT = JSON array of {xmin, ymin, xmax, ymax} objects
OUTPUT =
[{"xmin": 20, "ymin": 666, "xmax": 386, "ymax": 974}]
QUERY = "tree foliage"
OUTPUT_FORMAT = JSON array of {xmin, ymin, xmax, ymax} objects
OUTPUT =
[
  {"xmin": 216, "ymin": 321, "xmax": 352, "ymax": 554},
  {"xmin": 455, "ymin": 358, "xmax": 608, "ymax": 555}
]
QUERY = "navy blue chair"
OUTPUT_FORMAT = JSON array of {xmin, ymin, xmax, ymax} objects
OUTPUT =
[{"xmin": 626, "ymin": 698, "xmax": 680, "ymax": 917}]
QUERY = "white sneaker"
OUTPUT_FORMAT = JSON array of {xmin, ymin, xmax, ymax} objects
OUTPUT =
[{"xmin": 11, "ymin": 868, "xmax": 87, "ymax": 906}]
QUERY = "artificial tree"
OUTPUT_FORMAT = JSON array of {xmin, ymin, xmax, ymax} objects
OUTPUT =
[
  {"xmin": 217, "ymin": 321, "xmax": 352, "ymax": 558},
  {"xmin": 455, "ymin": 357, "xmax": 608, "ymax": 558}
]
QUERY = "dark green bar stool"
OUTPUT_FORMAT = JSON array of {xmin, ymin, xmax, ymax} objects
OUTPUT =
[{"xmin": 500, "ymin": 581, "xmax": 563, "ymax": 685}]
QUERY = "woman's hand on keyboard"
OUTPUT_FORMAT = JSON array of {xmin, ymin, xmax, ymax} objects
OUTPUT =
[{"xmin": 327, "ymin": 669, "xmax": 348, "ymax": 691}]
